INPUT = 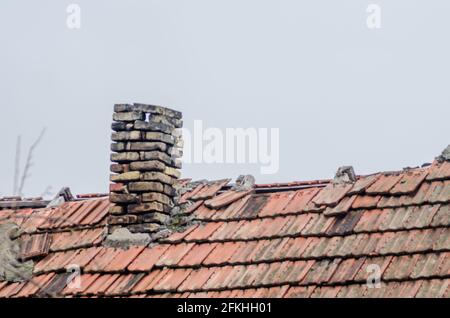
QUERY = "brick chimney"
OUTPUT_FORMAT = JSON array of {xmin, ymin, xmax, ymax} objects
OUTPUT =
[{"xmin": 107, "ymin": 103, "xmax": 183, "ymax": 237}]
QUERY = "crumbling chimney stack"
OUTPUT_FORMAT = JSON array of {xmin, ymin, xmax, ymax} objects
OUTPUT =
[{"xmin": 108, "ymin": 103, "xmax": 183, "ymax": 234}]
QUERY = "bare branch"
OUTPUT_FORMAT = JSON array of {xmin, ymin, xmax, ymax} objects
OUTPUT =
[{"xmin": 17, "ymin": 128, "xmax": 46, "ymax": 197}]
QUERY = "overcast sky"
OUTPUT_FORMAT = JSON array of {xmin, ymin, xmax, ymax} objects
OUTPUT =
[{"xmin": 1, "ymin": 1, "xmax": 449, "ymax": 198}]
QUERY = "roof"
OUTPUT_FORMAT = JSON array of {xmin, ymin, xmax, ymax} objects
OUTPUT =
[{"xmin": 0, "ymin": 161, "xmax": 449, "ymax": 298}]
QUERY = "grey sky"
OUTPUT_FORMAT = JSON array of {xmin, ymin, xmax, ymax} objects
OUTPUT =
[{"xmin": 1, "ymin": 1, "xmax": 449, "ymax": 198}]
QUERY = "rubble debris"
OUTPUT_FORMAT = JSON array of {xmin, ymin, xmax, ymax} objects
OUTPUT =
[
  {"xmin": 333, "ymin": 166, "xmax": 356, "ymax": 184},
  {"xmin": 0, "ymin": 223, "xmax": 34, "ymax": 282}
]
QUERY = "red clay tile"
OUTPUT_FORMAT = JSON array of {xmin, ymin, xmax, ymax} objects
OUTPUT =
[
  {"xmin": 205, "ymin": 190, "xmax": 252, "ymax": 210},
  {"xmin": 426, "ymin": 161, "xmax": 450, "ymax": 181},
  {"xmin": 209, "ymin": 220, "xmax": 245, "ymax": 241},
  {"xmin": 132, "ymin": 270, "xmax": 164, "ymax": 293},
  {"xmin": 155, "ymin": 243, "xmax": 195, "ymax": 266},
  {"xmin": 84, "ymin": 247, "xmax": 123, "ymax": 272},
  {"xmin": 282, "ymin": 188, "xmax": 320, "ymax": 213},
  {"xmin": 62, "ymin": 273, "xmax": 100, "ymax": 295},
  {"xmin": 203, "ymin": 241, "xmax": 241, "ymax": 265},
  {"xmin": 384, "ymin": 254, "xmax": 421, "ymax": 280},
  {"xmin": 184, "ymin": 222, "xmax": 223, "ymax": 241},
  {"xmin": 83, "ymin": 274, "xmax": 120, "ymax": 295},
  {"xmin": 354, "ymin": 256, "xmax": 393, "ymax": 281},
  {"xmin": 285, "ymin": 260, "xmax": 315, "ymax": 283},
  {"xmin": 390, "ymin": 170, "xmax": 428, "ymax": 194},
  {"xmin": 103, "ymin": 246, "xmax": 145, "ymax": 271},
  {"xmin": 352, "ymin": 195, "xmax": 381, "ymax": 210},
  {"xmin": 20, "ymin": 233, "xmax": 51, "ymax": 260},
  {"xmin": 190, "ymin": 179, "xmax": 230, "ymax": 200},
  {"xmin": 366, "ymin": 174, "xmax": 403, "ymax": 194},
  {"xmin": 431, "ymin": 204, "xmax": 449, "ymax": 227},
  {"xmin": 80, "ymin": 198, "xmax": 110, "ymax": 225},
  {"xmin": 311, "ymin": 286, "xmax": 342, "ymax": 298},
  {"xmin": 178, "ymin": 243, "xmax": 217, "ymax": 266},
  {"xmin": 259, "ymin": 192, "xmax": 296, "ymax": 217},
  {"xmin": 105, "ymin": 274, "xmax": 144, "ymax": 295},
  {"xmin": 214, "ymin": 195, "xmax": 251, "ymax": 220},
  {"xmin": 348, "ymin": 175, "xmax": 380, "ymax": 195},
  {"xmin": 284, "ymin": 286, "xmax": 316, "ymax": 298},
  {"xmin": 278, "ymin": 214, "xmax": 313, "ymax": 236},
  {"xmin": 153, "ymin": 268, "xmax": 192, "ymax": 291},
  {"xmin": 178, "ymin": 268, "xmax": 216, "ymax": 291},
  {"xmin": 329, "ymin": 257, "xmax": 366, "ymax": 284},
  {"xmin": 203, "ymin": 266, "xmax": 235, "ymax": 289},
  {"xmin": 324, "ymin": 195, "xmax": 357, "ymax": 216},
  {"xmin": 312, "ymin": 184, "xmax": 353, "ymax": 206},
  {"xmin": 128, "ymin": 244, "xmax": 170, "ymax": 271},
  {"xmin": 416, "ymin": 279, "xmax": 449, "ymax": 297},
  {"xmin": 285, "ymin": 237, "xmax": 317, "ymax": 259}
]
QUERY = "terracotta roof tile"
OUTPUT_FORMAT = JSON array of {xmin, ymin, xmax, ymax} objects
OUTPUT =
[
  {"xmin": 281, "ymin": 188, "xmax": 320, "ymax": 213},
  {"xmin": 1, "ymin": 162, "xmax": 449, "ymax": 298},
  {"xmin": 204, "ymin": 190, "xmax": 252, "ymax": 210},
  {"xmin": 324, "ymin": 195, "xmax": 357, "ymax": 216},
  {"xmin": 155, "ymin": 243, "xmax": 195, "ymax": 267},
  {"xmin": 312, "ymin": 184, "xmax": 353, "ymax": 207},
  {"xmin": 259, "ymin": 192, "xmax": 295, "ymax": 217},
  {"xmin": 426, "ymin": 162, "xmax": 450, "ymax": 181},
  {"xmin": 178, "ymin": 243, "xmax": 217, "ymax": 266},
  {"xmin": 128, "ymin": 244, "xmax": 170, "ymax": 271},
  {"xmin": 103, "ymin": 246, "xmax": 145, "ymax": 271},
  {"xmin": 366, "ymin": 174, "xmax": 403, "ymax": 195},
  {"xmin": 284, "ymin": 286, "xmax": 316, "ymax": 298},
  {"xmin": 390, "ymin": 170, "xmax": 428, "ymax": 194},
  {"xmin": 348, "ymin": 175, "xmax": 380, "ymax": 195},
  {"xmin": 190, "ymin": 179, "xmax": 230, "ymax": 200},
  {"xmin": 184, "ymin": 222, "xmax": 222, "ymax": 241},
  {"xmin": 203, "ymin": 241, "xmax": 241, "ymax": 265},
  {"xmin": 352, "ymin": 195, "xmax": 381, "ymax": 209}
]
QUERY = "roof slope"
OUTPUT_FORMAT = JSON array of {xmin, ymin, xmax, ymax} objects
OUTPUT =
[{"xmin": 0, "ymin": 162, "xmax": 449, "ymax": 298}]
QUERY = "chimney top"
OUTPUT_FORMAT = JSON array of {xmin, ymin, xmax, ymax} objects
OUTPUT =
[{"xmin": 107, "ymin": 103, "xmax": 184, "ymax": 246}]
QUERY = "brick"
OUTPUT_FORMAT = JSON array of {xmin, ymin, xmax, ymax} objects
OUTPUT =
[
  {"xmin": 110, "ymin": 164, "xmax": 130, "ymax": 173},
  {"xmin": 111, "ymin": 142, "xmax": 126, "ymax": 152},
  {"xmin": 110, "ymin": 171, "xmax": 141, "ymax": 182},
  {"xmin": 110, "ymin": 193, "xmax": 139, "ymax": 204},
  {"xmin": 174, "ymin": 137, "xmax": 183, "ymax": 148},
  {"xmin": 128, "ymin": 181, "xmax": 164, "ymax": 193},
  {"xmin": 164, "ymin": 166, "xmax": 181, "ymax": 178},
  {"xmin": 130, "ymin": 160, "xmax": 166, "ymax": 172},
  {"xmin": 141, "ymin": 212, "xmax": 170, "ymax": 224},
  {"xmin": 111, "ymin": 121, "xmax": 133, "ymax": 131},
  {"xmin": 142, "ymin": 192, "xmax": 172, "ymax": 205},
  {"xmin": 109, "ymin": 205, "xmax": 125, "ymax": 215},
  {"xmin": 134, "ymin": 120, "xmax": 173, "ymax": 134},
  {"xmin": 167, "ymin": 146, "xmax": 183, "ymax": 158},
  {"xmin": 109, "ymin": 183, "xmax": 126, "ymax": 193},
  {"xmin": 163, "ymin": 184, "xmax": 176, "ymax": 196},
  {"xmin": 140, "ymin": 172, "xmax": 176, "ymax": 185},
  {"xmin": 110, "ymin": 152, "xmax": 140, "ymax": 162},
  {"xmin": 111, "ymin": 131, "xmax": 142, "ymax": 141},
  {"xmin": 113, "ymin": 111, "xmax": 144, "ymax": 122},
  {"xmin": 128, "ymin": 142, "xmax": 167, "ymax": 152},
  {"xmin": 114, "ymin": 104, "xmax": 133, "ymax": 112},
  {"xmin": 133, "ymin": 103, "xmax": 182, "ymax": 119},
  {"xmin": 144, "ymin": 132, "xmax": 175, "ymax": 145},
  {"xmin": 149, "ymin": 114, "xmax": 183, "ymax": 128},
  {"xmin": 127, "ymin": 202, "xmax": 165, "ymax": 213},
  {"xmin": 107, "ymin": 215, "xmax": 138, "ymax": 225},
  {"xmin": 139, "ymin": 151, "xmax": 172, "ymax": 165}
]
